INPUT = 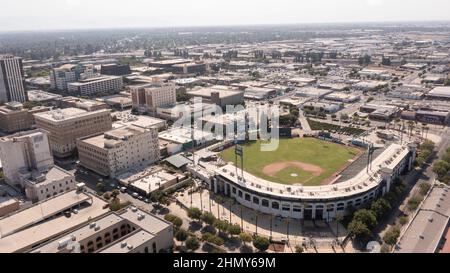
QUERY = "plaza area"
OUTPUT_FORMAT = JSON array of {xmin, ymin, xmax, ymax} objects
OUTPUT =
[{"xmin": 169, "ymin": 185, "xmax": 348, "ymax": 253}]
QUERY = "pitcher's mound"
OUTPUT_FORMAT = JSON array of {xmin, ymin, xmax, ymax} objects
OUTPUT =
[{"xmin": 262, "ymin": 161, "xmax": 324, "ymax": 177}]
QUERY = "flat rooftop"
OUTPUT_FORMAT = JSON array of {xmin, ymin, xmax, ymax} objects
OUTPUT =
[
  {"xmin": 0, "ymin": 191, "xmax": 109, "ymax": 253},
  {"xmin": 34, "ymin": 108, "xmax": 110, "ymax": 123},
  {"xmin": 187, "ymin": 86, "xmax": 243, "ymax": 98},
  {"xmin": 395, "ymin": 186, "xmax": 450, "ymax": 253},
  {"xmin": 81, "ymin": 125, "xmax": 147, "ymax": 149}
]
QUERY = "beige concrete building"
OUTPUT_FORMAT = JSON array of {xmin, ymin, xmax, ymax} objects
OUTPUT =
[
  {"xmin": 0, "ymin": 129, "xmax": 54, "ymax": 186},
  {"xmin": 0, "ymin": 129, "xmax": 76, "ymax": 202},
  {"xmin": 20, "ymin": 166, "xmax": 76, "ymax": 202},
  {"xmin": 130, "ymin": 82, "xmax": 176, "ymax": 114},
  {"xmin": 33, "ymin": 108, "xmax": 112, "ymax": 158},
  {"xmin": 0, "ymin": 102, "xmax": 50, "ymax": 133},
  {"xmin": 0, "ymin": 190, "xmax": 173, "ymax": 253},
  {"xmin": 77, "ymin": 125, "xmax": 160, "ymax": 177},
  {"xmin": 0, "ymin": 196, "xmax": 20, "ymax": 217}
]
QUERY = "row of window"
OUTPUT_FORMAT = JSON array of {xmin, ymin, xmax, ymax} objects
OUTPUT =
[{"xmin": 229, "ymin": 183, "xmax": 377, "ymax": 213}]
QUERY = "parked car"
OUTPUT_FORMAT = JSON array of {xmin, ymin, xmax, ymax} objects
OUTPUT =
[{"xmin": 132, "ymin": 192, "xmax": 139, "ymax": 198}]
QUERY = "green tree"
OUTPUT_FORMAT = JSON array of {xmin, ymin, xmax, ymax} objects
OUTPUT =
[
  {"xmin": 418, "ymin": 183, "xmax": 431, "ymax": 196},
  {"xmin": 399, "ymin": 216, "xmax": 409, "ymax": 226},
  {"xmin": 370, "ymin": 198, "xmax": 391, "ymax": 218},
  {"xmin": 185, "ymin": 237, "xmax": 200, "ymax": 252},
  {"xmin": 175, "ymin": 229, "xmax": 188, "ymax": 242},
  {"xmin": 214, "ymin": 219, "xmax": 230, "ymax": 234},
  {"xmin": 347, "ymin": 220, "xmax": 371, "ymax": 239},
  {"xmin": 239, "ymin": 232, "xmax": 252, "ymax": 245},
  {"xmin": 253, "ymin": 236, "xmax": 270, "ymax": 252},
  {"xmin": 433, "ymin": 160, "xmax": 450, "ymax": 178},
  {"xmin": 228, "ymin": 224, "xmax": 241, "ymax": 237},
  {"xmin": 187, "ymin": 207, "xmax": 203, "ymax": 222},
  {"xmin": 111, "ymin": 189, "xmax": 120, "ymax": 200},
  {"xmin": 201, "ymin": 211, "xmax": 216, "ymax": 226},
  {"xmin": 383, "ymin": 226, "xmax": 400, "ymax": 246},
  {"xmin": 353, "ymin": 209, "xmax": 378, "ymax": 229},
  {"xmin": 164, "ymin": 214, "xmax": 183, "ymax": 228},
  {"xmin": 96, "ymin": 182, "xmax": 105, "ymax": 193},
  {"xmin": 407, "ymin": 196, "xmax": 423, "ymax": 211}
]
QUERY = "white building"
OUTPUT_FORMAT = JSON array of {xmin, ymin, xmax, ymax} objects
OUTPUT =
[
  {"xmin": 0, "ymin": 129, "xmax": 53, "ymax": 186},
  {"xmin": 77, "ymin": 125, "xmax": 160, "ymax": 177},
  {"xmin": 0, "ymin": 129, "xmax": 76, "ymax": 202},
  {"xmin": 50, "ymin": 64, "xmax": 95, "ymax": 91},
  {"xmin": 0, "ymin": 55, "xmax": 26, "ymax": 103},
  {"xmin": 68, "ymin": 76, "xmax": 122, "ymax": 96}
]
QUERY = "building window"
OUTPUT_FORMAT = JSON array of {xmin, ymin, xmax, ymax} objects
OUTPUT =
[
  {"xmin": 261, "ymin": 199, "xmax": 269, "ymax": 207},
  {"xmin": 282, "ymin": 204, "xmax": 290, "ymax": 211},
  {"xmin": 272, "ymin": 202, "xmax": 279, "ymax": 210},
  {"xmin": 253, "ymin": 197, "xmax": 259, "ymax": 204},
  {"xmin": 232, "ymin": 187, "xmax": 236, "ymax": 194},
  {"xmin": 238, "ymin": 190, "xmax": 242, "ymax": 197},
  {"xmin": 244, "ymin": 193, "xmax": 251, "ymax": 201}
]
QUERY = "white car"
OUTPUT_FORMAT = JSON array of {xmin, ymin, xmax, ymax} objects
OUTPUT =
[{"xmin": 132, "ymin": 192, "xmax": 139, "ymax": 198}]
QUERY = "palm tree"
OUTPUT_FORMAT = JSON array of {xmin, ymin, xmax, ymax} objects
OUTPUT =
[
  {"xmin": 407, "ymin": 120, "xmax": 415, "ymax": 138},
  {"xmin": 286, "ymin": 217, "xmax": 291, "ymax": 238},
  {"xmin": 423, "ymin": 125, "xmax": 429, "ymax": 139},
  {"xmin": 240, "ymin": 204, "xmax": 244, "ymax": 230},
  {"xmin": 216, "ymin": 195, "xmax": 222, "ymax": 220},
  {"xmin": 199, "ymin": 188, "xmax": 203, "ymax": 212},
  {"xmin": 254, "ymin": 210, "xmax": 260, "ymax": 235}
]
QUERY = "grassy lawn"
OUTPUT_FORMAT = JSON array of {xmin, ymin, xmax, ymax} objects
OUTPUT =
[{"xmin": 219, "ymin": 138, "xmax": 361, "ymax": 186}]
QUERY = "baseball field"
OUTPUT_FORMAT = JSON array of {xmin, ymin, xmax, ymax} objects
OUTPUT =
[{"xmin": 219, "ymin": 138, "xmax": 362, "ymax": 186}]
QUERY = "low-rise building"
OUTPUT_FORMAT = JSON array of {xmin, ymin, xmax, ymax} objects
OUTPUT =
[
  {"xmin": 323, "ymin": 92, "xmax": 360, "ymax": 103},
  {"xmin": 68, "ymin": 76, "xmax": 123, "ymax": 96},
  {"xmin": 187, "ymin": 86, "xmax": 244, "ymax": 108},
  {"xmin": 0, "ymin": 190, "xmax": 173, "ymax": 253},
  {"xmin": 0, "ymin": 102, "xmax": 50, "ymax": 133}
]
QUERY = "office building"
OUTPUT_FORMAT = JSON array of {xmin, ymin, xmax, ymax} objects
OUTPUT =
[
  {"xmin": 0, "ymin": 55, "xmax": 27, "ymax": 103},
  {"xmin": 77, "ymin": 126, "xmax": 160, "ymax": 177},
  {"xmin": 68, "ymin": 76, "xmax": 122, "ymax": 96},
  {"xmin": 33, "ymin": 108, "xmax": 112, "ymax": 158},
  {"xmin": 0, "ymin": 129, "xmax": 54, "ymax": 187},
  {"xmin": 0, "ymin": 102, "xmax": 50, "ymax": 133},
  {"xmin": 187, "ymin": 85, "xmax": 244, "ymax": 108},
  {"xmin": 100, "ymin": 64, "xmax": 131, "ymax": 76},
  {"xmin": 50, "ymin": 64, "xmax": 94, "ymax": 91},
  {"xmin": 130, "ymin": 82, "xmax": 176, "ymax": 114},
  {"xmin": 0, "ymin": 190, "xmax": 174, "ymax": 253}
]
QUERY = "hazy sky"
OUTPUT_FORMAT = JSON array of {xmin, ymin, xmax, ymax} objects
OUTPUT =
[{"xmin": 1, "ymin": 0, "xmax": 450, "ymax": 32}]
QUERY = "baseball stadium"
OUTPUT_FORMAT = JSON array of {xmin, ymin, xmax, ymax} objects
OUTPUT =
[{"xmin": 190, "ymin": 137, "xmax": 418, "ymax": 221}]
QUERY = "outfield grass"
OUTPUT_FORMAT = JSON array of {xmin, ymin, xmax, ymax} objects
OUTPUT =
[{"xmin": 219, "ymin": 138, "xmax": 361, "ymax": 186}]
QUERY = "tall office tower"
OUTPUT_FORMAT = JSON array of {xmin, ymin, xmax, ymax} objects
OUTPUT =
[{"xmin": 0, "ymin": 55, "xmax": 27, "ymax": 103}]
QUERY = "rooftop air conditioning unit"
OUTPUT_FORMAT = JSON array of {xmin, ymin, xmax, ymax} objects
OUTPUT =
[
  {"xmin": 121, "ymin": 242, "xmax": 127, "ymax": 248},
  {"xmin": 89, "ymin": 222, "xmax": 97, "ymax": 229}
]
